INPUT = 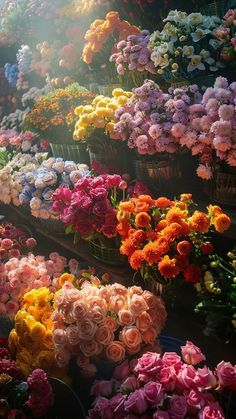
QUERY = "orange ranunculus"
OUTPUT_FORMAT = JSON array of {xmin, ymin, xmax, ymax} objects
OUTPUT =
[
  {"xmin": 135, "ymin": 212, "xmax": 151, "ymax": 228},
  {"xmin": 143, "ymin": 242, "xmax": 161, "ymax": 266},
  {"xmin": 120, "ymin": 238, "xmax": 137, "ymax": 257},
  {"xmin": 158, "ymin": 255, "xmax": 179, "ymax": 279},
  {"xmin": 155, "ymin": 220, "xmax": 168, "ymax": 232},
  {"xmin": 183, "ymin": 264, "xmax": 201, "ymax": 283},
  {"xmin": 213, "ymin": 214, "xmax": 231, "ymax": 233},
  {"xmin": 156, "ymin": 236, "xmax": 170, "ymax": 255},
  {"xmin": 116, "ymin": 222, "xmax": 130, "ymax": 239},
  {"xmin": 166, "ymin": 207, "xmax": 187, "ymax": 224},
  {"xmin": 137, "ymin": 195, "xmax": 154, "ymax": 205},
  {"xmin": 207, "ymin": 204, "xmax": 223, "ymax": 217},
  {"xmin": 117, "ymin": 210, "xmax": 130, "ymax": 223},
  {"xmin": 155, "ymin": 197, "xmax": 173, "ymax": 209},
  {"xmin": 177, "ymin": 240, "xmax": 192, "ymax": 256},
  {"xmin": 161, "ymin": 223, "xmax": 183, "ymax": 240},
  {"xmin": 119, "ymin": 201, "xmax": 135, "ymax": 213},
  {"xmin": 130, "ymin": 230, "xmax": 146, "ymax": 243},
  {"xmin": 129, "ymin": 250, "xmax": 145, "ymax": 270},
  {"xmin": 189, "ymin": 211, "xmax": 210, "ymax": 233},
  {"xmin": 134, "ymin": 201, "xmax": 150, "ymax": 213}
]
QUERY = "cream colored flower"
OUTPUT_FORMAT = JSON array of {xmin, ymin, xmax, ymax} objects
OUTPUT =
[
  {"xmin": 188, "ymin": 13, "xmax": 204, "ymax": 26},
  {"xmin": 182, "ymin": 45, "xmax": 194, "ymax": 57},
  {"xmin": 187, "ymin": 55, "xmax": 206, "ymax": 72}
]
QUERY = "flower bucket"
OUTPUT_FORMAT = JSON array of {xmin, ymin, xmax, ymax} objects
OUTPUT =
[
  {"xmin": 39, "ymin": 218, "xmax": 65, "ymax": 235},
  {"xmin": 0, "ymin": 315, "xmax": 14, "ymax": 337},
  {"xmin": 50, "ymin": 142, "xmax": 89, "ymax": 164},
  {"xmin": 88, "ymin": 240, "xmax": 127, "ymax": 266},
  {"xmin": 134, "ymin": 158, "xmax": 181, "ymax": 193},
  {"xmin": 203, "ymin": 171, "xmax": 236, "ymax": 207}
]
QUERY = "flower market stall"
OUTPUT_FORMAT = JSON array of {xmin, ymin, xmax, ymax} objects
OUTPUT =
[{"xmin": 0, "ymin": 1, "xmax": 236, "ymax": 418}]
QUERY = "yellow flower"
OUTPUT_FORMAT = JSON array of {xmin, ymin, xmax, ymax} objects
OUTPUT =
[
  {"xmin": 30, "ymin": 322, "xmax": 47, "ymax": 341},
  {"xmin": 17, "ymin": 361, "xmax": 32, "ymax": 377},
  {"xmin": 75, "ymin": 126, "xmax": 87, "ymax": 139},
  {"xmin": 58, "ymin": 273, "xmax": 74, "ymax": 288},
  {"xmin": 96, "ymin": 100, "xmax": 108, "ymax": 108},
  {"xmin": 8, "ymin": 329, "xmax": 19, "ymax": 356},
  {"xmin": 17, "ymin": 348, "xmax": 34, "ymax": 366},
  {"xmin": 117, "ymin": 95, "xmax": 129, "ymax": 106},
  {"xmin": 96, "ymin": 108, "xmax": 107, "ymax": 117},
  {"xmin": 112, "ymin": 88, "xmax": 125, "ymax": 97}
]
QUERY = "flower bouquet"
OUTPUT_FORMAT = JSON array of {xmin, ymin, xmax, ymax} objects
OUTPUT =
[
  {"xmin": 195, "ymin": 247, "xmax": 236, "ymax": 341},
  {"xmin": 149, "ymin": 10, "xmax": 224, "ymax": 83},
  {"xmin": 52, "ymin": 280, "xmax": 166, "ymax": 377},
  {"xmin": 116, "ymin": 193, "xmax": 231, "ymax": 294},
  {"xmin": 88, "ymin": 340, "xmax": 236, "ymax": 418},
  {"xmin": 213, "ymin": 9, "xmax": 236, "ymax": 68}
]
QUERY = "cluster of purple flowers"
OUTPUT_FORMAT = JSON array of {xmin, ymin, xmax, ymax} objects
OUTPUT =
[{"xmin": 110, "ymin": 30, "xmax": 156, "ymax": 76}]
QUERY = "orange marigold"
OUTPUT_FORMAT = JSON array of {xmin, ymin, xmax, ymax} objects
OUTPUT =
[
  {"xmin": 189, "ymin": 211, "xmax": 210, "ymax": 233},
  {"xmin": 213, "ymin": 214, "xmax": 231, "ymax": 233},
  {"xmin": 129, "ymin": 250, "xmax": 145, "ymax": 270},
  {"xmin": 178, "ymin": 220, "xmax": 190, "ymax": 236},
  {"xmin": 146, "ymin": 230, "xmax": 158, "ymax": 241},
  {"xmin": 156, "ymin": 236, "xmax": 170, "ymax": 256},
  {"xmin": 183, "ymin": 264, "xmax": 201, "ymax": 283},
  {"xmin": 120, "ymin": 238, "xmax": 137, "ymax": 257},
  {"xmin": 130, "ymin": 230, "xmax": 146, "ymax": 244},
  {"xmin": 143, "ymin": 242, "xmax": 161, "ymax": 266},
  {"xmin": 155, "ymin": 220, "xmax": 168, "ymax": 232},
  {"xmin": 155, "ymin": 197, "xmax": 173, "ymax": 208},
  {"xmin": 166, "ymin": 207, "xmax": 187, "ymax": 224},
  {"xmin": 135, "ymin": 212, "xmax": 151, "ymax": 228},
  {"xmin": 158, "ymin": 255, "xmax": 179, "ymax": 279},
  {"xmin": 180, "ymin": 193, "xmax": 192, "ymax": 201},
  {"xmin": 161, "ymin": 223, "xmax": 183, "ymax": 240}
]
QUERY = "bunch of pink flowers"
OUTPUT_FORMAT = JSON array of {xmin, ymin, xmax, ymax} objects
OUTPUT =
[
  {"xmin": 0, "ymin": 128, "xmax": 37, "ymax": 153},
  {"xmin": 0, "ymin": 251, "xmax": 70, "ymax": 319},
  {"xmin": 26, "ymin": 368, "xmax": 54, "ymax": 417},
  {"xmin": 178, "ymin": 77, "xmax": 236, "ymax": 179},
  {"xmin": 52, "ymin": 174, "xmax": 126, "ymax": 238},
  {"xmin": 52, "ymin": 282, "xmax": 166, "ymax": 376},
  {"xmin": 0, "ymin": 222, "xmax": 37, "ymax": 261},
  {"xmin": 89, "ymin": 341, "xmax": 236, "ymax": 418},
  {"xmin": 113, "ymin": 80, "xmax": 202, "ymax": 156}
]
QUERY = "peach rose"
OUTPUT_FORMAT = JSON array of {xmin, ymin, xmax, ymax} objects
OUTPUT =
[
  {"xmin": 105, "ymin": 341, "xmax": 126, "ymax": 363},
  {"xmin": 72, "ymin": 300, "xmax": 88, "ymax": 321},
  {"xmin": 136, "ymin": 312, "xmax": 153, "ymax": 332},
  {"xmin": 98, "ymin": 287, "xmax": 111, "ymax": 302},
  {"xmin": 78, "ymin": 318, "xmax": 98, "ymax": 340},
  {"xmin": 109, "ymin": 295, "xmax": 126, "ymax": 313},
  {"xmin": 118, "ymin": 309, "xmax": 134, "ymax": 326},
  {"xmin": 128, "ymin": 295, "xmax": 148, "ymax": 316},
  {"xmin": 142, "ymin": 326, "xmax": 157, "ymax": 344},
  {"xmin": 96, "ymin": 325, "xmax": 114, "ymax": 346},
  {"xmin": 81, "ymin": 363, "xmax": 97, "ymax": 377},
  {"xmin": 66, "ymin": 325, "xmax": 80, "ymax": 346},
  {"xmin": 80, "ymin": 339, "xmax": 103, "ymax": 357},
  {"xmin": 110, "ymin": 283, "xmax": 128, "ymax": 297},
  {"xmin": 53, "ymin": 328, "xmax": 68, "ymax": 348},
  {"xmin": 142, "ymin": 290, "xmax": 157, "ymax": 309},
  {"xmin": 89, "ymin": 307, "xmax": 106, "ymax": 324},
  {"xmin": 128, "ymin": 286, "xmax": 143, "ymax": 296},
  {"xmin": 105, "ymin": 316, "xmax": 118, "ymax": 332},
  {"xmin": 120, "ymin": 326, "xmax": 142, "ymax": 350},
  {"xmin": 55, "ymin": 348, "xmax": 71, "ymax": 367}
]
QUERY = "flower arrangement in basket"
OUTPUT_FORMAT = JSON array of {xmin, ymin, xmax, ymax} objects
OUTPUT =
[
  {"xmin": 195, "ymin": 245, "xmax": 236, "ymax": 341},
  {"xmin": 88, "ymin": 340, "xmax": 236, "ymax": 418},
  {"xmin": 149, "ymin": 10, "xmax": 224, "ymax": 82},
  {"xmin": 116, "ymin": 193, "xmax": 231, "ymax": 291},
  {"xmin": 214, "ymin": 9, "xmax": 236, "ymax": 67},
  {"xmin": 52, "ymin": 279, "xmax": 166, "ymax": 377},
  {"xmin": 23, "ymin": 83, "xmax": 94, "ymax": 144}
]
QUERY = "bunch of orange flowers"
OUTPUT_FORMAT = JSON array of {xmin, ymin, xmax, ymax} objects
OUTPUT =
[
  {"xmin": 82, "ymin": 11, "xmax": 140, "ymax": 65},
  {"xmin": 23, "ymin": 84, "xmax": 94, "ymax": 143},
  {"xmin": 116, "ymin": 194, "xmax": 231, "ymax": 285}
]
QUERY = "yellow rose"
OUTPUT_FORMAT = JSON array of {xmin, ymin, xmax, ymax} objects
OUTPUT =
[
  {"xmin": 58, "ymin": 273, "xmax": 74, "ymax": 288},
  {"xmin": 30, "ymin": 322, "xmax": 47, "ymax": 341}
]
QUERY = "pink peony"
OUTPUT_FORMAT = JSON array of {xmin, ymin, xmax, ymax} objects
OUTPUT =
[{"xmin": 181, "ymin": 341, "xmax": 206, "ymax": 365}]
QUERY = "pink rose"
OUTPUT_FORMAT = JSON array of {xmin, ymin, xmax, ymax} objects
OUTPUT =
[
  {"xmin": 158, "ymin": 366, "xmax": 177, "ymax": 392},
  {"xmin": 88, "ymin": 396, "xmax": 113, "ymax": 419},
  {"xmin": 177, "ymin": 365, "xmax": 198, "ymax": 391},
  {"xmin": 199, "ymin": 402, "xmax": 225, "ymax": 419},
  {"xmin": 124, "ymin": 389, "xmax": 148, "ymax": 415},
  {"xmin": 153, "ymin": 412, "xmax": 170, "ymax": 419},
  {"xmin": 216, "ymin": 361, "xmax": 236, "ymax": 390},
  {"xmin": 53, "ymin": 328, "xmax": 67, "ymax": 348},
  {"xmin": 168, "ymin": 395, "xmax": 187, "ymax": 419},
  {"xmin": 110, "ymin": 393, "xmax": 126, "ymax": 416},
  {"xmin": 186, "ymin": 389, "xmax": 205, "ymax": 415},
  {"xmin": 181, "ymin": 341, "xmax": 206, "ymax": 365},
  {"xmin": 196, "ymin": 366, "xmax": 218, "ymax": 389},
  {"xmin": 66, "ymin": 325, "xmax": 80, "ymax": 346},
  {"xmin": 162, "ymin": 352, "xmax": 183, "ymax": 373},
  {"xmin": 105, "ymin": 341, "xmax": 126, "ymax": 363},
  {"xmin": 134, "ymin": 352, "xmax": 163, "ymax": 382},
  {"xmin": 120, "ymin": 326, "xmax": 142, "ymax": 351},
  {"xmin": 77, "ymin": 318, "xmax": 97, "ymax": 340},
  {"xmin": 143, "ymin": 381, "xmax": 164, "ymax": 405},
  {"xmin": 113, "ymin": 359, "xmax": 130, "ymax": 381},
  {"xmin": 128, "ymin": 295, "xmax": 148, "ymax": 316},
  {"xmin": 95, "ymin": 325, "xmax": 114, "ymax": 346},
  {"xmin": 91, "ymin": 379, "xmax": 118, "ymax": 397}
]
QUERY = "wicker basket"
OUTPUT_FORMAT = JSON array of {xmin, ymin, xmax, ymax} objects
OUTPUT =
[
  {"xmin": 88, "ymin": 240, "xmax": 126, "ymax": 266},
  {"xmin": 134, "ymin": 159, "xmax": 181, "ymax": 193},
  {"xmin": 203, "ymin": 170, "xmax": 236, "ymax": 207},
  {"xmin": 50, "ymin": 142, "xmax": 89, "ymax": 164},
  {"xmin": 39, "ymin": 218, "xmax": 65, "ymax": 234}
]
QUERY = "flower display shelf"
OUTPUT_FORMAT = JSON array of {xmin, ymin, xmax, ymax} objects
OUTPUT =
[
  {"xmin": 50, "ymin": 142, "xmax": 89, "ymax": 164},
  {"xmin": 39, "ymin": 218, "xmax": 65, "ymax": 235},
  {"xmin": 88, "ymin": 240, "xmax": 127, "ymax": 266},
  {"xmin": 134, "ymin": 158, "xmax": 181, "ymax": 193},
  {"xmin": 204, "ymin": 171, "xmax": 236, "ymax": 207}
]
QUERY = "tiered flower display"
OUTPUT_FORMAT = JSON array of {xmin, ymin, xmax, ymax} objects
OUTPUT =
[
  {"xmin": 52, "ymin": 280, "xmax": 166, "ymax": 376},
  {"xmin": 88, "ymin": 341, "xmax": 236, "ymax": 418},
  {"xmin": 116, "ymin": 194, "xmax": 231, "ymax": 286}
]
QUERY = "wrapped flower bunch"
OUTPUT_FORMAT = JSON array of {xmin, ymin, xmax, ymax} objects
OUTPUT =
[
  {"xmin": 18, "ymin": 157, "xmax": 89, "ymax": 220},
  {"xmin": 23, "ymin": 83, "xmax": 94, "ymax": 144},
  {"xmin": 113, "ymin": 79, "xmax": 202, "ymax": 157},
  {"xmin": 116, "ymin": 194, "xmax": 231, "ymax": 287},
  {"xmin": 52, "ymin": 174, "xmax": 125, "ymax": 241},
  {"xmin": 9, "ymin": 287, "xmax": 69, "ymax": 382},
  {"xmin": 214, "ymin": 9, "xmax": 236, "ymax": 67},
  {"xmin": 179, "ymin": 77, "xmax": 236, "ymax": 179},
  {"xmin": 149, "ymin": 10, "xmax": 223, "ymax": 80},
  {"xmin": 88, "ymin": 341, "xmax": 236, "ymax": 418},
  {"xmin": 52, "ymin": 281, "xmax": 166, "ymax": 376},
  {"xmin": 195, "ymin": 246, "xmax": 236, "ymax": 340},
  {"xmin": 73, "ymin": 87, "xmax": 132, "ymax": 153},
  {"xmin": 82, "ymin": 11, "xmax": 140, "ymax": 66},
  {"xmin": 0, "ymin": 221, "xmax": 37, "ymax": 261}
]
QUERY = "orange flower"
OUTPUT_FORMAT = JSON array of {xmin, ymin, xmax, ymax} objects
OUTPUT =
[
  {"xmin": 146, "ymin": 230, "xmax": 158, "ymax": 241},
  {"xmin": 155, "ymin": 197, "xmax": 173, "ymax": 209},
  {"xmin": 134, "ymin": 201, "xmax": 150, "ymax": 213},
  {"xmin": 106, "ymin": 11, "xmax": 120, "ymax": 25},
  {"xmin": 117, "ymin": 210, "xmax": 130, "ymax": 223},
  {"xmin": 155, "ymin": 220, "xmax": 168, "ymax": 232},
  {"xmin": 138, "ymin": 195, "xmax": 154, "ymax": 205},
  {"xmin": 119, "ymin": 201, "xmax": 135, "ymax": 213},
  {"xmin": 129, "ymin": 250, "xmax": 145, "ymax": 270},
  {"xmin": 177, "ymin": 240, "xmax": 192, "ymax": 256},
  {"xmin": 143, "ymin": 242, "xmax": 161, "ymax": 266},
  {"xmin": 208, "ymin": 204, "xmax": 223, "ymax": 217},
  {"xmin": 161, "ymin": 223, "xmax": 183, "ymax": 240},
  {"xmin": 58, "ymin": 273, "xmax": 74, "ymax": 287},
  {"xmin": 213, "ymin": 214, "xmax": 231, "ymax": 233},
  {"xmin": 183, "ymin": 264, "xmax": 201, "ymax": 283},
  {"xmin": 120, "ymin": 238, "xmax": 137, "ymax": 257},
  {"xmin": 166, "ymin": 207, "xmax": 187, "ymax": 224},
  {"xmin": 180, "ymin": 193, "xmax": 192, "ymax": 201},
  {"xmin": 189, "ymin": 211, "xmax": 210, "ymax": 233},
  {"xmin": 156, "ymin": 236, "xmax": 170, "ymax": 255},
  {"xmin": 178, "ymin": 220, "xmax": 190, "ymax": 236},
  {"xmin": 116, "ymin": 222, "xmax": 130, "ymax": 239},
  {"xmin": 135, "ymin": 212, "xmax": 151, "ymax": 228},
  {"xmin": 158, "ymin": 255, "xmax": 179, "ymax": 279},
  {"xmin": 130, "ymin": 230, "xmax": 146, "ymax": 244}
]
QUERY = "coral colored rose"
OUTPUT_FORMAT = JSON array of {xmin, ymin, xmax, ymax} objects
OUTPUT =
[
  {"xmin": 199, "ymin": 402, "xmax": 225, "ymax": 419},
  {"xmin": 216, "ymin": 361, "xmax": 236, "ymax": 390},
  {"xmin": 120, "ymin": 326, "xmax": 142, "ymax": 350},
  {"xmin": 118, "ymin": 309, "xmax": 135, "ymax": 326},
  {"xmin": 129, "ymin": 294, "xmax": 148, "ymax": 316},
  {"xmin": 124, "ymin": 389, "xmax": 148, "ymax": 415},
  {"xmin": 113, "ymin": 359, "xmax": 130, "ymax": 381},
  {"xmin": 142, "ymin": 327, "xmax": 157, "ymax": 345},
  {"xmin": 95, "ymin": 325, "xmax": 114, "ymax": 346},
  {"xmin": 136, "ymin": 312, "xmax": 153, "ymax": 332},
  {"xmin": 142, "ymin": 290, "xmax": 157, "ymax": 309},
  {"xmin": 168, "ymin": 395, "xmax": 187, "ymax": 419},
  {"xmin": 80, "ymin": 340, "xmax": 102, "ymax": 358},
  {"xmin": 181, "ymin": 341, "xmax": 206, "ymax": 365},
  {"xmin": 105, "ymin": 341, "xmax": 126, "ymax": 363},
  {"xmin": 143, "ymin": 381, "xmax": 164, "ymax": 405},
  {"xmin": 134, "ymin": 352, "xmax": 163, "ymax": 382},
  {"xmin": 196, "ymin": 366, "xmax": 217, "ymax": 389}
]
